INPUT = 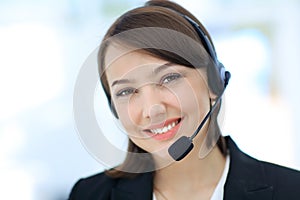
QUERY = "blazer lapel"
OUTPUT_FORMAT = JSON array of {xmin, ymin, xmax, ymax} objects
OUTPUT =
[
  {"xmin": 111, "ymin": 172, "xmax": 153, "ymax": 200},
  {"xmin": 224, "ymin": 136, "xmax": 274, "ymax": 200}
]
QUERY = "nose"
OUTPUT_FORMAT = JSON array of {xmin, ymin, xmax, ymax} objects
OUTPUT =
[
  {"xmin": 138, "ymin": 84, "xmax": 167, "ymax": 120},
  {"xmin": 144, "ymin": 103, "xmax": 166, "ymax": 120}
]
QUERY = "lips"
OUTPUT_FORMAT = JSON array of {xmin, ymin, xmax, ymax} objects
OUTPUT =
[{"xmin": 143, "ymin": 118, "xmax": 182, "ymax": 141}]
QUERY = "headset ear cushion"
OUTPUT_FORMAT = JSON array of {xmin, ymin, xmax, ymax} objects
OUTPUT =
[
  {"xmin": 218, "ymin": 62, "xmax": 226, "ymax": 83},
  {"xmin": 217, "ymin": 62, "xmax": 230, "ymax": 87}
]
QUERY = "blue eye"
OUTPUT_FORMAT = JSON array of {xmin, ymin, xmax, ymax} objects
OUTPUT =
[
  {"xmin": 116, "ymin": 88, "xmax": 136, "ymax": 97},
  {"xmin": 161, "ymin": 73, "xmax": 182, "ymax": 84}
]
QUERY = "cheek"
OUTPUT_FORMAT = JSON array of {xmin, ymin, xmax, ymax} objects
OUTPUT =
[
  {"xmin": 175, "ymin": 84, "xmax": 198, "ymax": 106},
  {"xmin": 176, "ymin": 82, "xmax": 210, "ymax": 119},
  {"xmin": 114, "ymin": 98, "xmax": 148, "ymax": 138},
  {"xmin": 115, "ymin": 101, "xmax": 136, "ymax": 129}
]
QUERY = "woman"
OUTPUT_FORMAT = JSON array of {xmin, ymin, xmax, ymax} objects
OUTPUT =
[{"xmin": 69, "ymin": 0, "xmax": 300, "ymax": 199}]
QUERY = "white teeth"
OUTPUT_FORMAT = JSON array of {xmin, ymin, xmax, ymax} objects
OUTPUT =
[
  {"xmin": 167, "ymin": 124, "xmax": 171, "ymax": 130},
  {"xmin": 150, "ymin": 120, "xmax": 179, "ymax": 134},
  {"xmin": 162, "ymin": 127, "xmax": 168, "ymax": 132}
]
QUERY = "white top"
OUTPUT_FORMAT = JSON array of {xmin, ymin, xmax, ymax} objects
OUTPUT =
[
  {"xmin": 153, "ymin": 155, "xmax": 230, "ymax": 200},
  {"xmin": 210, "ymin": 155, "xmax": 230, "ymax": 200}
]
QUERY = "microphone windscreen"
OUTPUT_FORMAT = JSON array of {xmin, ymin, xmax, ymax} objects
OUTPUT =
[{"xmin": 168, "ymin": 136, "xmax": 194, "ymax": 161}]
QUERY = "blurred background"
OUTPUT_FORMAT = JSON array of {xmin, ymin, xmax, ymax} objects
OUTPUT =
[{"xmin": 0, "ymin": 0, "xmax": 299, "ymax": 199}]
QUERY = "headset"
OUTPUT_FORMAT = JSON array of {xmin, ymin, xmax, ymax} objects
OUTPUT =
[{"xmin": 166, "ymin": 15, "xmax": 231, "ymax": 161}]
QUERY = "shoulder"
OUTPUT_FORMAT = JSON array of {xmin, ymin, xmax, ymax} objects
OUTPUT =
[
  {"xmin": 68, "ymin": 170, "xmax": 154, "ymax": 200},
  {"xmin": 68, "ymin": 171, "xmax": 117, "ymax": 200},
  {"xmin": 225, "ymin": 136, "xmax": 300, "ymax": 199},
  {"xmin": 261, "ymin": 160, "xmax": 300, "ymax": 188},
  {"xmin": 254, "ymin": 160, "xmax": 300, "ymax": 199}
]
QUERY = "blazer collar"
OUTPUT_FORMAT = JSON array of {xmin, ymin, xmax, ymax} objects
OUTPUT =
[{"xmin": 224, "ymin": 136, "xmax": 274, "ymax": 200}]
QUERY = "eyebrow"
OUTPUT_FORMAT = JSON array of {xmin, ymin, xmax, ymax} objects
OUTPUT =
[
  {"xmin": 153, "ymin": 62, "xmax": 173, "ymax": 74},
  {"xmin": 111, "ymin": 62, "xmax": 174, "ymax": 87},
  {"xmin": 111, "ymin": 79, "xmax": 131, "ymax": 87}
]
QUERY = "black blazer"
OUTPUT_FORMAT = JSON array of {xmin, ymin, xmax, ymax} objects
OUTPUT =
[{"xmin": 69, "ymin": 136, "xmax": 300, "ymax": 199}]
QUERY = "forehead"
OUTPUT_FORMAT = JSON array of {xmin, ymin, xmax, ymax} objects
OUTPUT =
[{"xmin": 104, "ymin": 44, "xmax": 168, "ymax": 81}]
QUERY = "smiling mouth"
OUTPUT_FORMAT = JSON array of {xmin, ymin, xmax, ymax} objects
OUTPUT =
[{"xmin": 145, "ymin": 118, "xmax": 181, "ymax": 135}]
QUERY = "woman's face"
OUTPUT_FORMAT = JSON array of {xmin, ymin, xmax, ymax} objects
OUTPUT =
[{"xmin": 104, "ymin": 46, "xmax": 212, "ymax": 158}]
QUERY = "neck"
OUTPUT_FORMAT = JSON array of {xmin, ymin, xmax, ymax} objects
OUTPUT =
[{"xmin": 153, "ymin": 145, "xmax": 226, "ymax": 199}]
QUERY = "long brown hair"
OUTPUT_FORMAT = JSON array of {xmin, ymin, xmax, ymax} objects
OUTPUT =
[{"xmin": 98, "ymin": 0, "xmax": 227, "ymax": 178}]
